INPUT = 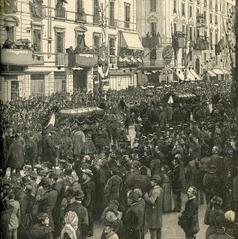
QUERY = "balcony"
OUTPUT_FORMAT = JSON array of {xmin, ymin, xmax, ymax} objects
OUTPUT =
[
  {"xmin": 1, "ymin": 49, "xmax": 44, "ymax": 65},
  {"xmin": 76, "ymin": 9, "xmax": 86, "ymax": 23},
  {"xmin": 56, "ymin": 53, "xmax": 68, "ymax": 66},
  {"xmin": 55, "ymin": 7, "xmax": 66, "ymax": 19},
  {"xmin": 75, "ymin": 53, "xmax": 97, "ymax": 68}
]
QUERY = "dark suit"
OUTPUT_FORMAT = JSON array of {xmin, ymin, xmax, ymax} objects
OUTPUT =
[
  {"xmin": 38, "ymin": 189, "xmax": 58, "ymax": 231},
  {"xmin": 180, "ymin": 198, "xmax": 199, "ymax": 239},
  {"xmin": 82, "ymin": 180, "xmax": 95, "ymax": 235},
  {"xmin": 144, "ymin": 185, "xmax": 163, "ymax": 239},
  {"xmin": 123, "ymin": 199, "xmax": 145, "ymax": 239}
]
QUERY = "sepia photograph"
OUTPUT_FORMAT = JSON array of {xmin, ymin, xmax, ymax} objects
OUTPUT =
[{"xmin": 0, "ymin": 0, "xmax": 238, "ymax": 238}]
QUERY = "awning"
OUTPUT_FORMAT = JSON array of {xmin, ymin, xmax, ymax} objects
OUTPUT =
[
  {"xmin": 177, "ymin": 93, "xmax": 197, "ymax": 98},
  {"xmin": 208, "ymin": 70, "xmax": 216, "ymax": 77},
  {"xmin": 72, "ymin": 67, "xmax": 83, "ymax": 71},
  {"xmin": 190, "ymin": 69, "xmax": 201, "ymax": 80},
  {"xmin": 222, "ymin": 69, "xmax": 230, "ymax": 75},
  {"xmin": 122, "ymin": 32, "xmax": 144, "ymax": 51},
  {"xmin": 25, "ymin": 66, "xmax": 65, "ymax": 72},
  {"xmin": 212, "ymin": 69, "xmax": 224, "ymax": 75}
]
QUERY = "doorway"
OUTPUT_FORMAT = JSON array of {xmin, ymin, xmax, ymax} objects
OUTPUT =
[{"xmin": 73, "ymin": 69, "xmax": 87, "ymax": 92}]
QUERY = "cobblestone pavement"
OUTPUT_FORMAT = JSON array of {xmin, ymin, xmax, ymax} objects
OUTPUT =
[{"xmin": 91, "ymin": 200, "xmax": 207, "ymax": 239}]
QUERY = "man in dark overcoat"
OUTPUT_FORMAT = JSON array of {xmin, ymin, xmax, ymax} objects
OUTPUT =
[
  {"xmin": 37, "ymin": 177, "xmax": 58, "ymax": 232},
  {"xmin": 81, "ymin": 168, "xmax": 95, "ymax": 237},
  {"xmin": 41, "ymin": 131, "xmax": 57, "ymax": 167},
  {"xmin": 7, "ymin": 133, "xmax": 25, "ymax": 173},
  {"xmin": 122, "ymin": 189, "xmax": 145, "ymax": 239},
  {"xmin": 144, "ymin": 175, "xmax": 163, "ymax": 239},
  {"xmin": 179, "ymin": 186, "xmax": 199, "ymax": 239},
  {"xmin": 171, "ymin": 158, "xmax": 182, "ymax": 212}
]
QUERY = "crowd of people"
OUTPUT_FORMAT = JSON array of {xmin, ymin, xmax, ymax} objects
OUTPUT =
[{"xmin": 0, "ymin": 78, "xmax": 238, "ymax": 239}]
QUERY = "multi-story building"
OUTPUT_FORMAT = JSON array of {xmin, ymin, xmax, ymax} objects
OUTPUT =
[
  {"xmin": 136, "ymin": 0, "xmax": 235, "ymax": 83},
  {"xmin": 137, "ymin": 0, "xmax": 174, "ymax": 83},
  {"xmin": 0, "ymin": 0, "xmax": 144, "ymax": 102}
]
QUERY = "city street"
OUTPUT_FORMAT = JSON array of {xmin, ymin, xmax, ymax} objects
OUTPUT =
[{"xmin": 92, "ymin": 197, "xmax": 208, "ymax": 239}]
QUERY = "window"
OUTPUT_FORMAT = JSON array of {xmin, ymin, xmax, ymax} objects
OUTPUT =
[
  {"xmin": 182, "ymin": 3, "xmax": 185, "ymax": 16},
  {"xmin": 93, "ymin": 33, "xmax": 101, "ymax": 49},
  {"xmin": 54, "ymin": 72, "xmax": 66, "ymax": 93},
  {"xmin": 109, "ymin": 1, "xmax": 115, "ymax": 26},
  {"xmin": 76, "ymin": 0, "xmax": 85, "ymax": 22},
  {"xmin": 215, "ymin": 32, "xmax": 218, "ymax": 44},
  {"xmin": 93, "ymin": 0, "xmax": 100, "ymax": 23},
  {"xmin": 3, "ymin": 0, "xmax": 17, "ymax": 14},
  {"xmin": 189, "ymin": 5, "xmax": 193, "ymax": 17},
  {"xmin": 32, "ymin": 28, "xmax": 42, "ymax": 52},
  {"xmin": 204, "ymin": 0, "xmax": 207, "ymax": 7},
  {"xmin": 77, "ymin": 0, "xmax": 83, "ymax": 11},
  {"xmin": 210, "ymin": 13, "xmax": 212, "ymax": 24},
  {"xmin": 204, "ymin": 52, "xmax": 207, "ymax": 62},
  {"xmin": 109, "ymin": 37, "xmax": 116, "ymax": 55},
  {"xmin": 209, "ymin": 0, "xmax": 212, "ymax": 9},
  {"xmin": 210, "ymin": 31, "xmax": 213, "ymax": 48},
  {"xmin": 204, "ymin": 30, "xmax": 207, "ymax": 39},
  {"xmin": 56, "ymin": 0, "xmax": 66, "ymax": 18},
  {"xmin": 56, "ymin": 31, "xmax": 64, "ymax": 53},
  {"xmin": 197, "ymin": 29, "xmax": 200, "ymax": 38},
  {"xmin": 5, "ymin": 26, "xmax": 15, "ymax": 41},
  {"xmin": 151, "ymin": 22, "xmax": 157, "ymax": 36},
  {"xmin": 197, "ymin": 8, "xmax": 199, "ymax": 15},
  {"xmin": 173, "ymin": 0, "xmax": 177, "ymax": 13},
  {"xmin": 124, "ymin": 3, "xmax": 130, "ymax": 28},
  {"xmin": 215, "ymin": 15, "xmax": 218, "ymax": 24},
  {"xmin": 182, "ymin": 25, "xmax": 185, "ymax": 33},
  {"xmin": 204, "ymin": 10, "xmax": 206, "ymax": 20},
  {"xmin": 150, "ymin": 0, "xmax": 156, "ymax": 12},
  {"xmin": 76, "ymin": 33, "xmax": 85, "ymax": 48},
  {"xmin": 189, "ymin": 26, "xmax": 193, "ymax": 40},
  {"xmin": 173, "ymin": 23, "xmax": 177, "ymax": 33}
]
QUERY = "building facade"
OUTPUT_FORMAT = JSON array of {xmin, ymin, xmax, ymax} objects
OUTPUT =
[
  {"xmin": 0, "ymin": 0, "xmax": 144, "ymax": 102},
  {"xmin": 136, "ymin": 0, "xmax": 235, "ymax": 83}
]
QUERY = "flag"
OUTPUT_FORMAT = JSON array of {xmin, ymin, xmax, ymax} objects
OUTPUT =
[{"xmin": 46, "ymin": 113, "xmax": 55, "ymax": 128}]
